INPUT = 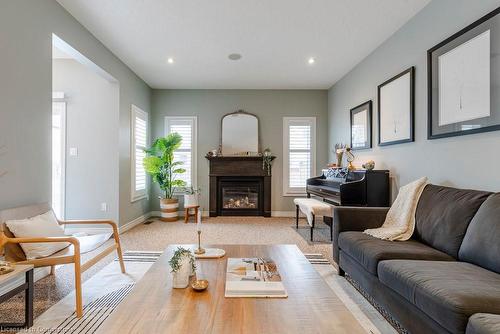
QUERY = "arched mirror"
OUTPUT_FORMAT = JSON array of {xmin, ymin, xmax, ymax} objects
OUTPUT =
[{"xmin": 221, "ymin": 110, "xmax": 259, "ymax": 155}]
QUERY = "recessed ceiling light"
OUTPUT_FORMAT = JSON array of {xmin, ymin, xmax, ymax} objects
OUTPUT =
[
  {"xmin": 228, "ymin": 53, "xmax": 242, "ymax": 61},
  {"xmin": 308, "ymin": 57, "xmax": 315, "ymax": 65},
  {"xmin": 167, "ymin": 57, "xmax": 174, "ymax": 64}
]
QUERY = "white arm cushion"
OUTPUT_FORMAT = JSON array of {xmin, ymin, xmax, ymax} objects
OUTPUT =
[{"xmin": 5, "ymin": 210, "xmax": 70, "ymax": 259}]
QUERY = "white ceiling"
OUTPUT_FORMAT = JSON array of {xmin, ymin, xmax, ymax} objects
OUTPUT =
[{"xmin": 57, "ymin": 0, "xmax": 430, "ymax": 89}]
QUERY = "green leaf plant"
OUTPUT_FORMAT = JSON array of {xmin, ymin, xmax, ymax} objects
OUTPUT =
[{"xmin": 143, "ymin": 133, "xmax": 187, "ymax": 199}]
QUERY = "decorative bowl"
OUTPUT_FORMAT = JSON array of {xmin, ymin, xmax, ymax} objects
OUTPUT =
[
  {"xmin": 191, "ymin": 279, "xmax": 209, "ymax": 291},
  {"xmin": 0, "ymin": 261, "xmax": 15, "ymax": 275}
]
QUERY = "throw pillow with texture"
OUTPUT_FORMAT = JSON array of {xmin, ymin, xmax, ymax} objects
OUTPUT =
[{"xmin": 5, "ymin": 210, "xmax": 70, "ymax": 259}]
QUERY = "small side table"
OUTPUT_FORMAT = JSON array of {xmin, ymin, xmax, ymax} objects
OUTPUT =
[
  {"xmin": 184, "ymin": 205, "xmax": 200, "ymax": 224},
  {"xmin": 0, "ymin": 264, "xmax": 34, "ymax": 329}
]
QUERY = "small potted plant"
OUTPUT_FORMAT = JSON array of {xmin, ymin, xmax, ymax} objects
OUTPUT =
[
  {"xmin": 184, "ymin": 186, "xmax": 201, "ymax": 207},
  {"xmin": 169, "ymin": 247, "xmax": 196, "ymax": 288},
  {"xmin": 143, "ymin": 133, "xmax": 187, "ymax": 222},
  {"xmin": 262, "ymin": 148, "xmax": 274, "ymax": 176}
]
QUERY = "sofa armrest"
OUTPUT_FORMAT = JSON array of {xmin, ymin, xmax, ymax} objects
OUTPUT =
[
  {"xmin": 467, "ymin": 313, "xmax": 500, "ymax": 334},
  {"xmin": 332, "ymin": 207, "xmax": 389, "ymax": 264}
]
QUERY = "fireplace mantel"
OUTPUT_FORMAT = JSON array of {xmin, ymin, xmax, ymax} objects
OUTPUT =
[{"xmin": 206, "ymin": 155, "xmax": 275, "ymax": 217}]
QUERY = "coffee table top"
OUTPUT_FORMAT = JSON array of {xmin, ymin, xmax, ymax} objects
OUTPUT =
[{"xmin": 97, "ymin": 244, "xmax": 365, "ymax": 334}]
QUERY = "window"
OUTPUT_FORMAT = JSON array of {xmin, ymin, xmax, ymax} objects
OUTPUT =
[
  {"xmin": 165, "ymin": 116, "xmax": 197, "ymax": 190},
  {"xmin": 283, "ymin": 117, "xmax": 316, "ymax": 196},
  {"xmin": 131, "ymin": 105, "xmax": 148, "ymax": 201}
]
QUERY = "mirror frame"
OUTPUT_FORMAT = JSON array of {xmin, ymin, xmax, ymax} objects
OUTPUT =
[{"xmin": 220, "ymin": 109, "xmax": 260, "ymax": 155}]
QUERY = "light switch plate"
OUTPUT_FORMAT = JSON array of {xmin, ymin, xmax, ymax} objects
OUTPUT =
[
  {"xmin": 69, "ymin": 147, "xmax": 78, "ymax": 156},
  {"xmin": 100, "ymin": 202, "xmax": 107, "ymax": 212}
]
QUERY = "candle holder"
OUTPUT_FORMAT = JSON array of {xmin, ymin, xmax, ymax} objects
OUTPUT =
[{"xmin": 194, "ymin": 230, "xmax": 205, "ymax": 254}]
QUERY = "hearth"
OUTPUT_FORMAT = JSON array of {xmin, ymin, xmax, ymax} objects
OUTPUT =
[
  {"xmin": 206, "ymin": 156, "xmax": 274, "ymax": 217},
  {"xmin": 219, "ymin": 177, "xmax": 263, "ymax": 216}
]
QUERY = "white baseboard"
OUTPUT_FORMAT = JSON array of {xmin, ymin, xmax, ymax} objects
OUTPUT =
[
  {"xmin": 271, "ymin": 211, "xmax": 295, "ymax": 217},
  {"xmin": 64, "ymin": 212, "xmax": 153, "ymax": 235},
  {"xmin": 119, "ymin": 212, "xmax": 152, "ymax": 233}
]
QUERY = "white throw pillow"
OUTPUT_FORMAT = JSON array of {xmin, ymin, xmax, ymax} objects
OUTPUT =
[{"xmin": 5, "ymin": 210, "xmax": 70, "ymax": 259}]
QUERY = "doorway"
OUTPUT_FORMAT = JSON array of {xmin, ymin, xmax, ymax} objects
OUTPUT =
[{"xmin": 52, "ymin": 92, "xmax": 66, "ymax": 219}]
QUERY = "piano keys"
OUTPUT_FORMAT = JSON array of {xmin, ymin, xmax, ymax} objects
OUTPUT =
[{"xmin": 306, "ymin": 168, "xmax": 390, "ymax": 207}]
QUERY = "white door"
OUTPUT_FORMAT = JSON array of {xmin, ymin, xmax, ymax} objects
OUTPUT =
[{"xmin": 52, "ymin": 98, "xmax": 66, "ymax": 219}]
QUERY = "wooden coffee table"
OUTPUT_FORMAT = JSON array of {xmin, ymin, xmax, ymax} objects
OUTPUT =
[{"xmin": 97, "ymin": 244, "xmax": 365, "ymax": 334}]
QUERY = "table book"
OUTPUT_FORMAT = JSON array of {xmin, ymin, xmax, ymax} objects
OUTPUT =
[{"xmin": 225, "ymin": 258, "xmax": 287, "ymax": 298}]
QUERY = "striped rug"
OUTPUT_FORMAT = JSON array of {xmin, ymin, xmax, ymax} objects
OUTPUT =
[
  {"xmin": 114, "ymin": 250, "xmax": 162, "ymax": 263},
  {"xmin": 38, "ymin": 251, "xmax": 161, "ymax": 334},
  {"xmin": 304, "ymin": 253, "xmax": 331, "ymax": 264}
]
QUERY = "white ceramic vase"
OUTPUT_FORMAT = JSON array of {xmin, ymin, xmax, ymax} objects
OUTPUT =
[
  {"xmin": 172, "ymin": 255, "xmax": 192, "ymax": 289},
  {"xmin": 184, "ymin": 194, "xmax": 199, "ymax": 207}
]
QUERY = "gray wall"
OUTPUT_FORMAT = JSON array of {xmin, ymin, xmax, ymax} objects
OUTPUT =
[
  {"xmin": 151, "ymin": 90, "xmax": 329, "ymax": 213},
  {"xmin": 328, "ymin": 0, "xmax": 500, "ymax": 196},
  {"xmin": 53, "ymin": 59, "xmax": 119, "ymax": 221},
  {"xmin": 0, "ymin": 0, "xmax": 151, "ymax": 226}
]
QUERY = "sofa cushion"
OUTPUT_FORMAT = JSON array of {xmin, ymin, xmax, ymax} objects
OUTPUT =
[
  {"xmin": 459, "ymin": 193, "xmax": 500, "ymax": 274},
  {"xmin": 466, "ymin": 313, "xmax": 500, "ymax": 334},
  {"xmin": 378, "ymin": 260, "xmax": 500, "ymax": 334},
  {"xmin": 338, "ymin": 231, "xmax": 454, "ymax": 275},
  {"xmin": 415, "ymin": 185, "xmax": 491, "ymax": 258}
]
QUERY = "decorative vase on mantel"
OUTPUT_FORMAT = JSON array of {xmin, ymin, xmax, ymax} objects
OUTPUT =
[{"xmin": 160, "ymin": 198, "xmax": 179, "ymax": 222}]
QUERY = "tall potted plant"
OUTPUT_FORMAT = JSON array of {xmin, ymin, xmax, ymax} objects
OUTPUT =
[{"xmin": 143, "ymin": 133, "xmax": 186, "ymax": 222}]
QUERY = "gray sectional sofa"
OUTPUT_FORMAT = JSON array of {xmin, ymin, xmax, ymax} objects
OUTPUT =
[{"xmin": 333, "ymin": 184, "xmax": 500, "ymax": 334}]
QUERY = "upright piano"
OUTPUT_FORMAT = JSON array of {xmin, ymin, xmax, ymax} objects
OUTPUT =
[{"xmin": 306, "ymin": 168, "xmax": 390, "ymax": 207}]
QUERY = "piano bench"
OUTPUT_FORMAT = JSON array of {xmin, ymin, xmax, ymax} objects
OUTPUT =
[{"xmin": 293, "ymin": 198, "xmax": 333, "ymax": 242}]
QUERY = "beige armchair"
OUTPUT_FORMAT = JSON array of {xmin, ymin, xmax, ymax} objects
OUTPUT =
[{"xmin": 0, "ymin": 203, "xmax": 125, "ymax": 318}]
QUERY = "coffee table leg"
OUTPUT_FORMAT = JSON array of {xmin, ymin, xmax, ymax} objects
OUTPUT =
[{"xmin": 25, "ymin": 269, "xmax": 34, "ymax": 328}]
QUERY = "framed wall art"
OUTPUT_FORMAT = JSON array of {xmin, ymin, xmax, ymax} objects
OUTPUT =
[
  {"xmin": 378, "ymin": 67, "xmax": 415, "ymax": 146},
  {"xmin": 428, "ymin": 7, "xmax": 500, "ymax": 139},
  {"xmin": 350, "ymin": 100, "xmax": 372, "ymax": 150}
]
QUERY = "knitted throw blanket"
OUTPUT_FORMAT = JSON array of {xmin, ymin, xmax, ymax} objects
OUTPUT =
[{"xmin": 364, "ymin": 177, "xmax": 428, "ymax": 241}]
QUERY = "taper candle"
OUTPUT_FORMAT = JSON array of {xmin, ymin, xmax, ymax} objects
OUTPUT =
[{"xmin": 197, "ymin": 208, "xmax": 202, "ymax": 231}]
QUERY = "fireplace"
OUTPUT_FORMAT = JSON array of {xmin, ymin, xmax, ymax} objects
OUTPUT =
[
  {"xmin": 206, "ymin": 156, "xmax": 274, "ymax": 217},
  {"xmin": 219, "ymin": 177, "xmax": 263, "ymax": 216}
]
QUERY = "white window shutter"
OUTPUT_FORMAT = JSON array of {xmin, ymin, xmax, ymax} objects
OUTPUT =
[
  {"xmin": 131, "ymin": 105, "xmax": 148, "ymax": 201},
  {"xmin": 283, "ymin": 117, "xmax": 316, "ymax": 196},
  {"xmin": 165, "ymin": 117, "xmax": 197, "ymax": 190}
]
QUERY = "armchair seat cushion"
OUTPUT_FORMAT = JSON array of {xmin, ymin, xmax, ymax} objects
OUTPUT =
[
  {"xmin": 378, "ymin": 260, "xmax": 500, "ymax": 334},
  {"xmin": 338, "ymin": 231, "xmax": 454, "ymax": 275},
  {"xmin": 49, "ymin": 233, "xmax": 112, "ymax": 259},
  {"xmin": 5, "ymin": 210, "xmax": 70, "ymax": 259}
]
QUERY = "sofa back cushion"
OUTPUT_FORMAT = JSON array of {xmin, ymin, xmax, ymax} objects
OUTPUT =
[
  {"xmin": 459, "ymin": 193, "xmax": 500, "ymax": 273},
  {"xmin": 414, "ymin": 185, "xmax": 491, "ymax": 258}
]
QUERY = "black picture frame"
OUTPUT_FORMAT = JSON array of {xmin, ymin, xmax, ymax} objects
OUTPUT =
[
  {"xmin": 428, "ymin": 7, "xmax": 500, "ymax": 140},
  {"xmin": 377, "ymin": 67, "xmax": 415, "ymax": 146},
  {"xmin": 350, "ymin": 100, "xmax": 372, "ymax": 150}
]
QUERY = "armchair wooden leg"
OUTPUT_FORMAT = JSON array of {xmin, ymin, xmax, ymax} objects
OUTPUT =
[
  {"xmin": 50, "ymin": 265, "xmax": 55, "ymax": 275},
  {"xmin": 113, "ymin": 229, "xmax": 126, "ymax": 274},
  {"xmin": 74, "ymin": 248, "xmax": 83, "ymax": 318}
]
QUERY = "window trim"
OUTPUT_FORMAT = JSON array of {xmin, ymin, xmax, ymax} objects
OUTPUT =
[
  {"xmin": 282, "ymin": 117, "xmax": 316, "ymax": 196},
  {"xmin": 164, "ymin": 116, "xmax": 198, "ymax": 193},
  {"xmin": 130, "ymin": 105, "xmax": 149, "ymax": 202}
]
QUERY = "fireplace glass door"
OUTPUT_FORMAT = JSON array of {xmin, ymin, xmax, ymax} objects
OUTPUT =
[
  {"xmin": 222, "ymin": 186, "xmax": 259, "ymax": 209},
  {"xmin": 218, "ymin": 178, "xmax": 263, "ymax": 216}
]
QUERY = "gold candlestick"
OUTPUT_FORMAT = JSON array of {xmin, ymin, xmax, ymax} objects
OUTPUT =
[{"xmin": 194, "ymin": 230, "xmax": 205, "ymax": 254}]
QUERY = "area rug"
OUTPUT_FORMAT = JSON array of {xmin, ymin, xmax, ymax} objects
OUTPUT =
[
  {"xmin": 11, "ymin": 250, "xmax": 395, "ymax": 334},
  {"xmin": 292, "ymin": 221, "xmax": 332, "ymax": 244},
  {"xmin": 12, "ymin": 251, "xmax": 158, "ymax": 334}
]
